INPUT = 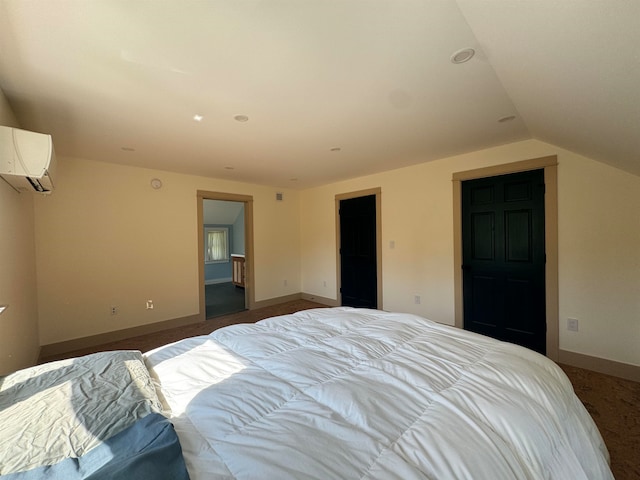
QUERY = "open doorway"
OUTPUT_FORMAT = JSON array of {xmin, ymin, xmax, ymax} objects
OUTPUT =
[
  {"xmin": 203, "ymin": 199, "xmax": 245, "ymax": 318},
  {"xmin": 197, "ymin": 191, "xmax": 254, "ymax": 320}
]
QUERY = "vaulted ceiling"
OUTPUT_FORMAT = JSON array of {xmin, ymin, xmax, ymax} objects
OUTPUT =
[{"xmin": 1, "ymin": 0, "xmax": 638, "ymax": 189}]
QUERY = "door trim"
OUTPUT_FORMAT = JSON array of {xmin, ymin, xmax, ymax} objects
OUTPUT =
[
  {"xmin": 197, "ymin": 190, "xmax": 255, "ymax": 320},
  {"xmin": 335, "ymin": 188, "xmax": 383, "ymax": 310},
  {"xmin": 452, "ymin": 156, "xmax": 559, "ymax": 360}
]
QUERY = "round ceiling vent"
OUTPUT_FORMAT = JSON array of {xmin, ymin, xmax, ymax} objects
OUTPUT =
[{"xmin": 450, "ymin": 48, "xmax": 475, "ymax": 64}]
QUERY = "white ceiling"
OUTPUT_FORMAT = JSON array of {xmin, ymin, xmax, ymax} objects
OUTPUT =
[{"xmin": 0, "ymin": 0, "xmax": 638, "ymax": 189}]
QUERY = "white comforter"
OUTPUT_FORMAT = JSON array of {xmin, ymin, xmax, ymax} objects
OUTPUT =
[{"xmin": 144, "ymin": 307, "xmax": 612, "ymax": 480}]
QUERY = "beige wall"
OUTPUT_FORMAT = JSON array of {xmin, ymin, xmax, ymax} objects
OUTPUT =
[
  {"xmin": 301, "ymin": 139, "xmax": 640, "ymax": 367},
  {"xmin": 7, "ymin": 123, "xmax": 639, "ymax": 372},
  {"xmin": 34, "ymin": 157, "xmax": 301, "ymax": 345},
  {"xmin": 558, "ymin": 153, "xmax": 640, "ymax": 364},
  {"xmin": 0, "ymin": 89, "xmax": 41, "ymax": 374}
]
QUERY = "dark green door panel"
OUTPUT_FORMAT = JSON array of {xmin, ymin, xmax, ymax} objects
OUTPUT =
[{"xmin": 462, "ymin": 169, "xmax": 546, "ymax": 354}]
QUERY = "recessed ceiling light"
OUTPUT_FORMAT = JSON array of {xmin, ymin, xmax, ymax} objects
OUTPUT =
[
  {"xmin": 193, "ymin": 114, "xmax": 204, "ymax": 122},
  {"xmin": 150, "ymin": 178, "xmax": 163, "ymax": 189},
  {"xmin": 121, "ymin": 146, "xmax": 135, "ymax": 152},
  {"xmin": 498, "ymin": 115, "xmax": 516, "ymax": 123},
  {"xmin": 450, "ymin": 48, "xmax": 475, "ymax": 64},
  {"xmin": 330, "ymin": 147, "xmax": 341, "ymax": 152},
  {"xmin": 234, "ymin": 114, "xmax": 249, "ymax": 123},
  {"xmin": 224, "ymin": 166, "xmax": 235, "ymax": 170}
]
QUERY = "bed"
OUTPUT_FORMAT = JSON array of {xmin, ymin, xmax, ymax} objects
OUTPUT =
[{"xmin": 1, "ymin": 307, "xmax": 613, "ymax": 479}]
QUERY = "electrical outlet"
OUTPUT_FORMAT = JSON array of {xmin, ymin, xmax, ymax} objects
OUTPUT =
[
  {"xmin": 284, "ymin": 279, "xmax": 288, "ymax": 287},
  {"xmin": 146, "ymin": 300, "xmax": 154, "ymax": 310},
  {"xmin": 110, "ymin": 306, "xmax": 118, "ymax": 315},
  {"xmin": 323, "ymin": 280, "xmax": 327, "ymax": 288},
  {"xmin": 414, "ymin": 295, "xmax": 421, "ymax": 305},
  {"xmin": 567, "ymin": 318, "xmax": 579, "ymax": 332}
]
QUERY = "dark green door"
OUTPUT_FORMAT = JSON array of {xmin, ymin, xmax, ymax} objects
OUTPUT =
[
  {"xmin": 339, "ymin": 195, "xmax": 377, "ymax": 308},
  {"xmin": 462, "ymin": 169, "xmax": 546, "ymax": 354}
]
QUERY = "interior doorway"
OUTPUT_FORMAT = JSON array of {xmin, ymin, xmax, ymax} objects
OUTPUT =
[
  {"xmin": 197, "ymin": 191, "xmax": 254, "ymax": 321},
  {"xmin": 461, "ymin": 169, "xmax": 546, "ymax": 354},
  {"xmin": 452, "ymin": 156, "xmax": 559, "ymax": 360},
  {"xmin": 336, "ymin": 188, "xmax": 382, "ymax": 309},
  {"xmin": 203, "ymin": 199, "xmax": 246, "ymax": 318}
]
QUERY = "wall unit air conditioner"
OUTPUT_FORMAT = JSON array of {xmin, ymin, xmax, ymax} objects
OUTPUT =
[{"xmin": 0, "ymin": 126, "xmax": 56, "ymax": 194}]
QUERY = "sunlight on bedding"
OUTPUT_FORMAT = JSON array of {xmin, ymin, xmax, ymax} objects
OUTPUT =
[
  {"xmin": 0, "ymin": 351, "xmax": 162, "ymax": 476},
  {"xmin": 145, "ymin": 338, "xmax": 249, "ymax": 416},
  {"xmin": 143, "ymin": 307, "xmax": 613, "ymax": 480}
]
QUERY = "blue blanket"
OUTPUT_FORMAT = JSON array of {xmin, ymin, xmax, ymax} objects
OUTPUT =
[
  {"xmin": 0, "ymin": 351, "xmax": 190, "ymax": 479},
  {"xmin": 3, "ymin": 413, "xmax": 189, "ymax": 479}
]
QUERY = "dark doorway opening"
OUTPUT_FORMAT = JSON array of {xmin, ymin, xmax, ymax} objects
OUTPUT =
[{"xmin": 339, "ymin": 194, "xmax": 378, "ymax": 309}]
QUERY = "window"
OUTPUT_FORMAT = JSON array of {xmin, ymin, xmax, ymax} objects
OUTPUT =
[{"xmin": 205, "ymin": 227, "xmax": 229, "ymax": 263}]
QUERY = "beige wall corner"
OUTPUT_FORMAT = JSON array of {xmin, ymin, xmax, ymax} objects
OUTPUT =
[
  {"xmin": 253, "ymin": 293, "xmax": 303, "ymax": 310},
  {"xmin": 0, "ymin": 87, "xmax": 41, "ymax": 375},
  {"xmin": 300, "ymin": 293, "xmax": 340, "ymax": 307}
]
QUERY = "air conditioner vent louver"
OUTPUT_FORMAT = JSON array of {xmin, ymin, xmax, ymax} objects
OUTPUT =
[{"xmin": 0, "ymin": 126, "xmax": 56, "ymax": 194}]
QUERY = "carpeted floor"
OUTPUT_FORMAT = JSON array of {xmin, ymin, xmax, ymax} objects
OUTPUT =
[
  {"xmin": 560, "ymin": 364, "xmax": 640, "ymax": 480},
  {"xmin": 39, "ymin": 300, "xmax": 639, "ymax": 479}
]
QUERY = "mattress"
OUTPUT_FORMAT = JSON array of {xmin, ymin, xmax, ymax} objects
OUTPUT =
[{"xmin": 144, "ymin": 307, "xmax": 612, "ymax": 480}]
